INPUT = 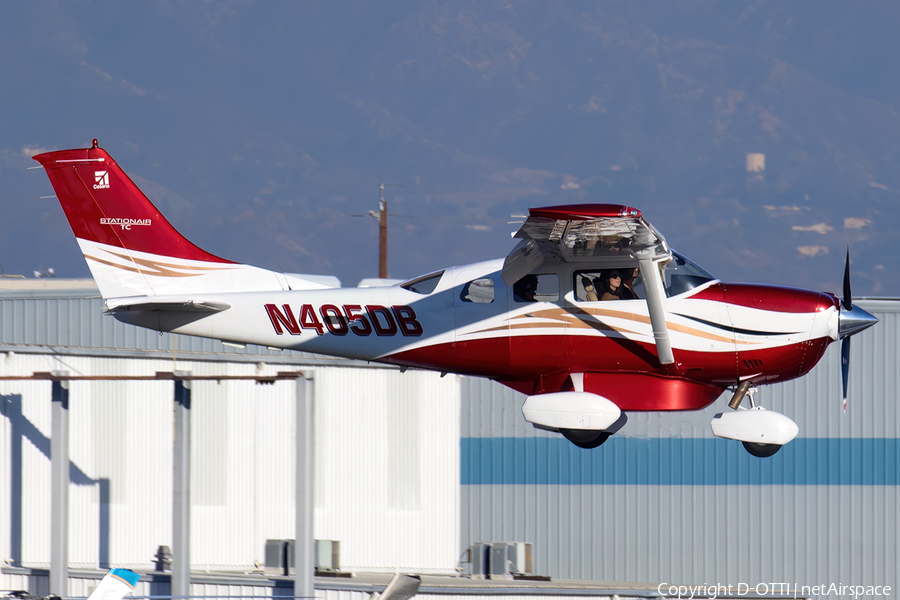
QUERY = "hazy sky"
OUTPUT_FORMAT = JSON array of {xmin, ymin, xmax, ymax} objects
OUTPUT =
[{"xmin": 2, "ymin": 1, "xmax": 898, "ymax": 296}]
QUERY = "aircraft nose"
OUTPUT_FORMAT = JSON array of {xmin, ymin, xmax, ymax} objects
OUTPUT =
[{"xmin": 839, "ymin": 304, "xmax": 878, "ymax": 339}]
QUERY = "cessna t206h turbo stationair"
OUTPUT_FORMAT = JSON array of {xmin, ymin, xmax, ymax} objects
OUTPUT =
[{"xmin": 34, "ymin": 140, "xmax": 878, "ymax": 457}]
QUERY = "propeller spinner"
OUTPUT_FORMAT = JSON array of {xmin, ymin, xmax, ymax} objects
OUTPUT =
[{"xmin": 838, "ymin": 248, "xmax": 879, "ymax": 411}]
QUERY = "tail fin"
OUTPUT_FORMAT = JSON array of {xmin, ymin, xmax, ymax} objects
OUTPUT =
[
  {"xmin": 86, "ymin": 568, "xmax": 140, "ymax": 600},
  {"xmin": 34, "ymin": 140, "xmax": 332, "ymax": 298}
]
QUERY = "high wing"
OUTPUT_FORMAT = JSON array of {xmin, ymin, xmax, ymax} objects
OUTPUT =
[
  {"xmin": 501, "ymin": 204, "xmax": 669, "ymax": 283},
  {"xmin": 502, "ymin": 203, "xmax": 675, "ymax": 364}
]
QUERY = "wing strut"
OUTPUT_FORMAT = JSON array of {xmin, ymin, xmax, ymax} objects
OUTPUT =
[{"xmin": 636, "ymin": 250, "xmax": 674, "ymax": 365}]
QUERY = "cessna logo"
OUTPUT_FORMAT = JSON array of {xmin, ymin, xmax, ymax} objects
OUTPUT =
[
  {"xmin": 266, "ymin": 303, "xmax": 423, "ymax": 337},
  {"xmin": 93, "ymin": 171, "xmax": 110, "ymax": 189},
  {"xmin": 100, "ymin": 218, "xmax": 152, "ymax": 230}
]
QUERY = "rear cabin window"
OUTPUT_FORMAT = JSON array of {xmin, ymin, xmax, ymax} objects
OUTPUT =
[
  {"xmin": 400, "ymin": 271, "xmax": 444, "ymax": 295},
  {"xmin": 513, "ymin": 273, "xmax": 559, "ymax": 303},
  {"xmin": 460, "ymin": 277, "xmax": 494, "ymax": 303}
]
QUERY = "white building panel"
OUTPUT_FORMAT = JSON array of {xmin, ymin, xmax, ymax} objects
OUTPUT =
[
  {"xmin": 189, "ymin": 372, "xmax": 298, "ymax": 570},
  {"xmin": 313, "ymin": 367, "xmax": 460, "ymax": 573},
  {"xmin": 0, "ymin": 356, "xmax": 57, "ymax": 569},
  {"xmin": 0, "ymin": 352, "xmax": 460, "ymax": 576}
]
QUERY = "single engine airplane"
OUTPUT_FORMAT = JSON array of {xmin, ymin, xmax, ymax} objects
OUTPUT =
[{"xmin": 33, "ymin": 140, "xmax": 878, "ymax": 456}]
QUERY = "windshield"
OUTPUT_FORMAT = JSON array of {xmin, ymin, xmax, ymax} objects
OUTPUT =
[{"xmin": 663, "ymin": 251, "xmax": 716, "ymax": 297}]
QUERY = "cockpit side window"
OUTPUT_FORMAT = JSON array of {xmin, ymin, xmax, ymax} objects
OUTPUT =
[
  {"xmin": 400, "ymin": 271, "xmax": 444, "ymax": 295},
  {"xmin": 574, "ymin": 267, "xmax": 643, "ymax": 301}
]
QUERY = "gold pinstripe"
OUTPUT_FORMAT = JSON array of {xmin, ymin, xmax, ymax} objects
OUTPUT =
[
  {"xmin": 87, "ymin": 248, "xmax": 236, "ymax": 278},
  {"xmin": 461, "ymin": 305, "xmax": 775, "ymax": 346}
]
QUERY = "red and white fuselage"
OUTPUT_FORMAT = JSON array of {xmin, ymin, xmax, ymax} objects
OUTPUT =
[{"xmin": 122, "ymin": 257, "xmax": 838, "ymax": 412}]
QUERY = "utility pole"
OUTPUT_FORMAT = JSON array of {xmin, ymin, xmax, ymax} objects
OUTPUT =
[
  {"xmin": 379, "ymin": 184, "xmax": 388, "ymax": 279},
  {"xmin": 370, "ymin": 183, "xmax": 403, "ymax": 279}
]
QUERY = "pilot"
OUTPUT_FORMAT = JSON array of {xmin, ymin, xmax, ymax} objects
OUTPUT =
[
  {"xmin": 620, "ymin": 267, "xmax": 640, "ymax": 300},
  {"xmin": 599, "ymin": 270, "xmax": 623, "ymax": 301},
  {"xmin": 514, "ymin": 274, "xmax": 538, "ymax": 302}
]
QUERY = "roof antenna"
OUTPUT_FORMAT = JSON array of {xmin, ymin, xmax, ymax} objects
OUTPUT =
[{"xmin": 276, "ymin": 261, "xmax": 292, "ymax": 291}]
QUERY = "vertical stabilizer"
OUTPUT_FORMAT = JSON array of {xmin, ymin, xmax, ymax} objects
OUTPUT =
[
  {"xmin": 86, "ymin": 568, "xmax": 140, "ymax": 600},
  {"xmin": 34, "ymin": 140, "xmax": 333, "ymax": 298}
]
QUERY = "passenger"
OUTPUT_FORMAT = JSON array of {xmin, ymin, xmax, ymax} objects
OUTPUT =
[
  {"xmin": 620, "ymin": 267, "xmax": 640, "ymax": 300},
  {"xmin": 514, "ymin": 274, "xmax": 539, "ymax": 302},
  {"xmin": 599, "ymin": 270, "xmax": 623, "ymax": 301}
]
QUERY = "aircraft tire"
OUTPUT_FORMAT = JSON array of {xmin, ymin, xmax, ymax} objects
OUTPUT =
[
  {"xmin": 561, "ymin": 429, "xmax": 610, "ymax": 449},
  {"xmin": 742, "ymin": 441, "xmax": 782, "ymax": 457}
]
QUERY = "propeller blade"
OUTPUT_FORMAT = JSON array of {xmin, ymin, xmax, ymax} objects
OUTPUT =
[
  {"xmin": 837, "ymin": 247, "xmax": 877, "ymax": 413},
  {"xmin": 842, "ymin": 247, "xmax": 852, "ymax": 311},
  {"xmin": 841, "ymin": 337, "xmax": 850, "ymax": 412}
]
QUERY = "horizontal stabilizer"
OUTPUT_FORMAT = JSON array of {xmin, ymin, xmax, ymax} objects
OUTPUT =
[
  {"xmin": 284, "ymin": 273, "xmax": 341, "ymax": 289},
  {"xmin": 105, "ymin": 298, "xmax": 231, "ymax": 313}
]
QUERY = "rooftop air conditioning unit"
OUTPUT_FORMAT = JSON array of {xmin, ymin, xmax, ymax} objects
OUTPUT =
[
  {"xmin": 470, "ymin": 542, "xmax": 491, "ymax": 579},
  {"xmin": 266, "ymin": 539, "xmax": 341, "ymax": 575},
  {"xmin": 264, "ymin": 539, "xmax": 293, "ymax": 576},
  {"xmin": 506, "ymin": 542, "xmax": 533, "ymax": 576},
  {"xmin": 470, "ymin": 542, "xmax": 533, "ymax": 579},
  {"xmin": 315, "ymin": 539, "xmax": 341, "ymax": 572}
]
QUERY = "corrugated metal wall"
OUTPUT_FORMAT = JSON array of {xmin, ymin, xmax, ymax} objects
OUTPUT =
[{"xmin": 460, "ymin": 300, "xmax": 899, "ymax": 593}]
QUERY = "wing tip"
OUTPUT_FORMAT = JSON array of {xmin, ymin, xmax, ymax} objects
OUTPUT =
[{"xmin": 528, "ymin": 204, "xmax": 642, "ymax": 220}]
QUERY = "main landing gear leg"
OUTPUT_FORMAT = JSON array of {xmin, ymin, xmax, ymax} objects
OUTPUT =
[
  {"xmin": 711, "ymin": 382, "xmax": 798, "ymax": 458},
  {"xmin": 728, "ymin": 380, "xmax": 753, "ymax": 410}
]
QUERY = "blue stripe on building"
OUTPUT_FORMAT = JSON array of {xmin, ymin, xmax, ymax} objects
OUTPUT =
[{"xmin": 461, "ymin": 437, "xmax": 900, "ymax": 485}]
